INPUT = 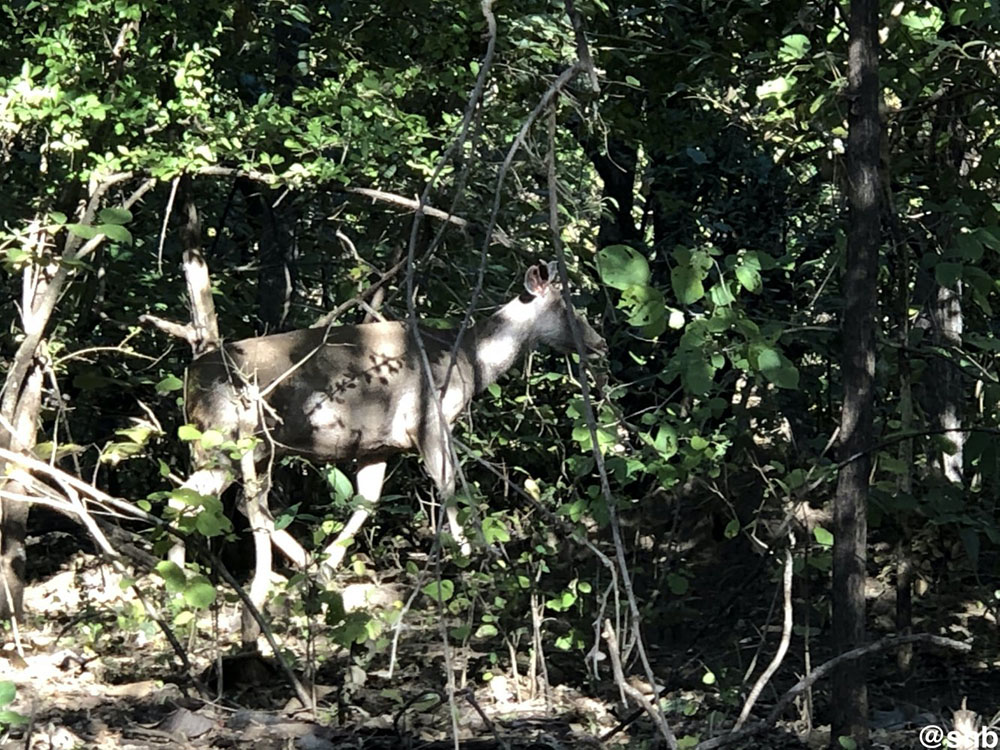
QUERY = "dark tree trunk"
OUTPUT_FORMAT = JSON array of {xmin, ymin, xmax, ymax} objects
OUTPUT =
[
  {"xmin": 930, "ymin": 97, "xmax": 967, "ymax": 485},
  {"xmin": 831, "ymin": 0, "xmax": 880, "ymax": 745},
  {"xmin": 237, "ymin": 178, "xmax": 294, "ymax": 334},
  {"xmin": 564, "ymin": 115, "xmax": 639, "ymax": 249}
]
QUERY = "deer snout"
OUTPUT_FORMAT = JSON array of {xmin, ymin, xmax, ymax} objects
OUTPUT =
[
  {"xmin": 580, "ymin": 326, "xmax": 608, "ymax": 358},
  {"xmin": 586, "ymin": 337, "xmax": 608, "ymax": 358}
]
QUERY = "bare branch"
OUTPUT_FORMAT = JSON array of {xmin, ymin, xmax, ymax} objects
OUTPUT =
[
  {"xmin": 157, "ymin": 176, "xmax": 180, "ymax": 274},
  {"xmin": 345, "ymin": 187, "xmax": 471, "ymax": 232},
  {"xmin": 734, "ymin": 545, "xmax": 794, "ymax": 730},
  {"xmin": 601, "ymin": 620, "xmax": 678, "ymax": 749},
  {"xmin": 310, "ymin": 258, "xmax": 406, "ymax": 328},
  {"xmin": 138, "ymin": 314, "xmax": 198, "ymax": 345},
  {"xmin": 693, "ymin": 633, "xmax": 970, "ymax": 750},
  {"xmin": 564, "ymin": 0, "xmax": 600, "ymax": 92}
]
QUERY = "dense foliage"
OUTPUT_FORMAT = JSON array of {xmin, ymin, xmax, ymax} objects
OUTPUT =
[{"xmin": 3, "ymin": 0, "xmax": 1000, "ymax": 745}]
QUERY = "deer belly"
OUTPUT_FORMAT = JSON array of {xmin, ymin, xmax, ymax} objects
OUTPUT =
[{"xmin": 285, "ymin": 389, "xmax": 410, "ymax": 459}]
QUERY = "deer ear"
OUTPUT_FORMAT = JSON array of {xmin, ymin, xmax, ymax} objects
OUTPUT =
[{"xmin": 524, "ymin": 265, "xmax": 549, "ymax": 296}]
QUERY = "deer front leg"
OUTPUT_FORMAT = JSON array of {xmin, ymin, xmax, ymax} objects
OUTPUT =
[
  {"xmin": 240, "ymin": 449, "xmax": 272, "ymax": 646},
  {"xmin": 419, "ymin": 425, "xmax": 471, "ymax": 556},
  {"xmin": 319, "ymin": 460, "xmax": 386, "ymax": 576}
]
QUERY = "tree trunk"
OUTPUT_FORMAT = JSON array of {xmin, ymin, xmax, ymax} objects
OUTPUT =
[
  {"xmin": 0, "ymin": 226, "xmax": 61, "ymax": 623},
  {"xmin": 831, "ymin": 0, "xmax": 880, "ymax": 745},
  {"xmin": 179, "ymin": 177, "xmax": 221, "ymax": 355}
]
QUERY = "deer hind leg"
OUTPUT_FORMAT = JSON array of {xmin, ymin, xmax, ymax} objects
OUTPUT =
[{"xmin": 318, "ymin": 460, "xmax": 387, "ymax": 577}]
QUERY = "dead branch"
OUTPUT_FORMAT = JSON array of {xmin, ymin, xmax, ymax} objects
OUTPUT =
[
  {"xmin": 694, "ymin": 633, "xmax": 971, "ymax": 749},
  {"xmin": 310, "ymin": 258, "xmax": 406, "ymax": 328},
  {"xmin": 601, "ymin": 619, "xmax": 678, "ymax": 750},
  {"xmin": 195, "ymin": 166, "xmax": 512, "ymax": 246},
  {"xmin": 138, "ymin": 313, "xmax": 199, "ymax": 345},
  {"xmin": 734, "ymin": 545, "xmax": 794, "ymax": 730},
  {"xmin": 345, "ymin": 186, "xmax": 471, "ymax": 232},
  {"xmin": 393, "ymin": 0, "xmax": 501, "ymax": 738}
]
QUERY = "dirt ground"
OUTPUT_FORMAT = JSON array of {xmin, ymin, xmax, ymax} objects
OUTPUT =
[{"xmin": 0, "ymin": 525, "xmax": 986, "ymax": 749}]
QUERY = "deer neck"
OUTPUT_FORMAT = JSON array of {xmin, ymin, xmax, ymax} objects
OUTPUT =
[{"xmin": 473, "ymin": 296, "xmax": 538, "ymax": 389}]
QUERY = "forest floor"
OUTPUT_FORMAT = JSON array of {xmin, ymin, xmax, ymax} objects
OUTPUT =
[
  {"xmin": 0, "ymin": 522, "xmax": 988, "ymax": 749},
  {"xmin": 0, "ymin": 535, "xmax": 646, "ymax": 750}
]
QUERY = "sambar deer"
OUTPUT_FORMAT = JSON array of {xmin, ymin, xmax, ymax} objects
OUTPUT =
[{"xmin": 177, "ymin": 261, "xmax": 605, "ymax": 632}]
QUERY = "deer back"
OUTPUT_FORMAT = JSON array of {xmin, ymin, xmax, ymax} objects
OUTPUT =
[{"xmin": 186, "ymin": 322, "xmax": 478, "ymax": 463}]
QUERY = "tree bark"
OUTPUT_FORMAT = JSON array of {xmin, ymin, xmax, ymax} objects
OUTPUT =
[
  {"xmin": 831, "ymin": 0, "xmax": 880, "ymax": 745},
  {"xmin": 179, "ymin": 177, "xmax": 220, "ymax": 355}
]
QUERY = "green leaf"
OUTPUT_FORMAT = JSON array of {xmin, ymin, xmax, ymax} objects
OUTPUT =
[
  {"xmin": 709, "ymin": 282, "xmax": 735, "ymax": 307},
  {"xmin": 757, "ymin": 347, "xmax": 781, "ymax": 372},
  {"xmin": 177, "ymin": 424, "xmax": 202, "ymax": 441},
  {"xmin": 900, "ymin": 6, "xmax": 943, "ymax": 33},
  {"xmin": 98, "ymin": 207, "xmax": 133, "ymax": 225},
  {"xmin": 99, "ymin": 224, "xmax": 132, "ymax": 244},
  {"xmin": 778, "ymin": 33, "xmax": 811, "ymax": 61},
  {"xmin": 326, "ymin": 467, "xmax": 354, "ymax": 502},
  {"xmin": 597, "ymin": 245, "xmax": 650, "ymax": 290},
  {"xmin": 482, "ymin": 517, "xmax": 511, "ymax": 544},
  {"xmin": 975, "ymin": 226, "xmax": 1000, "ymax": 252},
  {"xmin": 183, "ymin": 578, "xmax": 217, "ymax": 609},
  {"xmin": 67, "ymin": 223, "xmax": 98, "ymax": 240},
  {"xmin": 0, "ymin": 682, "xmax": 14, "ymax": 707},
  {"xmin": 813, "ymin": 526, "xmax": 834, "ymax": 547},
  {"xmin": 735, "ymin": 264, "xmax": 762, "ymax": 293},
  {"xmin": 422, "ymin": 579, "xmax": 454, "ymax": 603},
  {"xmin": 474, "ymin": 623, "xmax": 498, "ymax": 638},
  {"xmin": 757, "ymin": 347, "xmax": 800, "ymax": 389},
  {"xmin": 625, "ymin": 75, "xmax": 640, "ymax": 86},
  {"xmin": 0, "ymin": 710, "xmax": 27, "ymax": 726},
  {"xmin": 756, "ymin": 76, "xmax": 792, "ymax": 101},
  {"xmin": 200, "ymin": 429, "xmax": 224, "ymax": 449},
  {"xmin": 671, "ymin": 266, "xmax": 705, "ymax": 305},
  {"xmin": 935, "ymin": 261, "xmax": 963, "ymax": 288},
  {"xmin": 155, "ymin": 561, "xmax": 187, "ymax": 592},
  {"xmin": 195, "ymin": 508, "xmax": 231, "ymax": 537},
  {"xmin": 682, "ymin": 358, "xmax": 715, "ymax": 396},
  {"xmin": 667, "ymin": 572, "xmax": 689, "ymax": 595},
  {"xmin": 156, "ymin": 375, "xmax": 184, "ymax": 394},
  {"xmin": 952, "ymin": 232, "xmax": 983, "ymax": 262},
  {"xmin": 622, "ymin": 284, "xmax": 667, "ymax": 336}
]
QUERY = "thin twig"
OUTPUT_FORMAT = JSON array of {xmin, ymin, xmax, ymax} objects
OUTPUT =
[
  {"xmin": 734, "ymin": 543, "xmax": 794, "ymax": 730},
  {"xmin": 157, "ymin": 176, "xmax": 180, "ymax": 275}
]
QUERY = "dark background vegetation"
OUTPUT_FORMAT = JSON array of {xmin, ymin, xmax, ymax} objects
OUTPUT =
[{"xmin": 2, "ymin": 0, "xmax": 999, "ymax": 747}]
